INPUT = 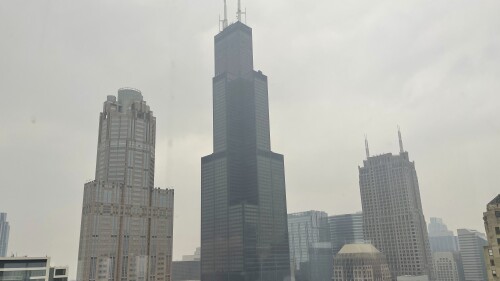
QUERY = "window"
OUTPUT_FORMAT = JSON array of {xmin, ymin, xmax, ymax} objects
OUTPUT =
[
  {"xmin": 493, "ymin": 270, "xmax": 497, "ymax": 277},
  {"xmin": 496, "ymin": 211, "xmax": 500, "ymax": 218},
  {"xmin": 496, "ymin": 227, "xmax": 500, "ymax": 235},
  {"xmin": 491, "ymin": 260, "xmax": 495, "ymax": 266},
  {"xmin": 489, "ymin": 249, "xmax": 493, "ymax": 256}
]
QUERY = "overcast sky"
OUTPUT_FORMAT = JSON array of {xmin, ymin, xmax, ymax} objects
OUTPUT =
[{"xmin": 1, "ymin": 0, "xmax": 500, "ymax": 279}]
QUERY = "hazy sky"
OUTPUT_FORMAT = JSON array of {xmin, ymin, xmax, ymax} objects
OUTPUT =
[{"xmin": 1, "ymin": 0, "xmax": 499, "ymax": 279}]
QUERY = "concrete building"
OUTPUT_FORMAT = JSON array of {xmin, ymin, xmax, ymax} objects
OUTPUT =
[
  {"xmin": 332, "ymin": 243, "xmax": 392, "ymax": 281},
  {"xmin": 328, "ymin": 212, "xmax": 364, "ymax": 256},
  {"xmin": 457, "ymin": 229, "xmax": 487, "ymax": 281},
  {"xmin": 288, "ymin": 211, "xmax": 332, "ymax": 281},
  {"xmin": 0, "ymin": 257, "xmax": 68, "ymax": 281},
  {"xmin": 0, "ymin": 213, "xmax": 9, "ymax": 257},
  {"xmin": 200, "ymin": 10, "xmax": 291, "ymax": 281},
  {"xmin": 432, "ymin": 252, "xmax": 464, "ymax": 281},
  {"xmin": 397, "ymin": 276, "xmax": 429, "ymax": 281},
  {"xmin": 483, "ymin": 194, "xmax": 500, "ymax": 281},
  {"xmin": 428, "ymin": 218, "xmax": 459, "ymax": 253},
  {"xmin": 77, "ymin": 88, "xmax": 174, "ymax": 281},
  {"xmin": 359, "ymin": 131, "xmax": 434, "ymax": 279}
]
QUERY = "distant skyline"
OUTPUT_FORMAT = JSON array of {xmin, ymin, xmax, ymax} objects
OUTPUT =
[{"xmin": 1, "ymin": 0, "xmax": 500, "ymax": 279}]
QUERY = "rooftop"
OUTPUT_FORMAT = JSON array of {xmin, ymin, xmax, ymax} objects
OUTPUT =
[{"xmin": 338, "ymin": 243, "xmax": 380, "ymax": 254}]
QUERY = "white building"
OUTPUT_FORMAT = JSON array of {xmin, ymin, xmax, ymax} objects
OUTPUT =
[
  {"xmin": 0, "ymin": 257, "xmax": 68, "ymax": 281},
  {"xmin": 432, "ymin": 252, "xmax": 463, "ymax": 281}
]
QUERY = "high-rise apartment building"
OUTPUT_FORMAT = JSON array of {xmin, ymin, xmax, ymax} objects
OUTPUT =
[
  {"xmin": 332, "ymin": 243, "xmax": 392, "ymax": 281},
  {"xmin": 200, "ymin": 11, "xmax": 291, "ymax": 281},
  {"xmin": 428, "ymin": 218, "xmax": 459, "ymax": 253},
  {"xmin": 288, "ymin": 211, "xmax": 332, "ymax": 281},
  {"xmin": 328, "ymin": 212, "xmax": 364, "ymax": 256},
  {"xmin": 483, "ymin": 194, "xmax": 500, "ymax": 281},
  {"xmin": 359, "ymin": 131, "xmax": 433, "ymax": 279},
  {"xmin": 457, "ymin": 229, "xmax": 487, "ymax": 281},
  {"xmin": 77, "ymin": 88, "xmax": 174, "ymax": 281},
  {"xmin": 0, "ymin": 213, "xmax": 9, "ymax": 257}
]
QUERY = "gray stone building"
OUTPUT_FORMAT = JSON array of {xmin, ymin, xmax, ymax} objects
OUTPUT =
[
  {"xmin": 482, "ymin": 194, "xmax": 500, "ymax": 281},
  {"xmin": 0, "ymin": 213, "xmax": 9, "ymax": 257},
  {"xmin": 328, "ymin": 212, "xmax": 364, "ymax": 256},
  {"xmin": 359, "ymin": 131, "xmax": 433, "ymax": 280},
  {"xmin": 200, "ymin": 9, "xmax": 291, "ymax": 281},
  {"xmin": 332, "ymin": 243, "xmax": 392, "ymax": 281},
  {"xmin": 288, "ymin": 211, "xmax": 332, "ymax": 281},
  {"xmin": 77, "ymin": 88, "xmax": 174, "ymax": 281},
  {"xmin": 457, "ymin": 229, "xmax": 487, "ymax": 281}
]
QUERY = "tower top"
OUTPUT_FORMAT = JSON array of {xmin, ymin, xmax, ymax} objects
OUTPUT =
[
  {"xmin": 220, "ymin": 0, "xmax": 228, "ymax": 30},
  {"xmin": 398, "ymin": 126, "xmax": 404, "ymax": 153}
]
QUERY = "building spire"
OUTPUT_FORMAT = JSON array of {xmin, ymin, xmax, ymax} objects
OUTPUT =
[
  {"xmin": 398, "ymin": 126, "xmax": 404, "ymax": 153},
  {"xmin": 365, "ymin": 134, "xmax": 370, "ymax": 158},
  {"xmin": 219, "ymin": 0, "xmax": 228, "ymax": 30},
  {"xmin": 237, "ymin": 0, "xmax": 246, "ymax": 22}
]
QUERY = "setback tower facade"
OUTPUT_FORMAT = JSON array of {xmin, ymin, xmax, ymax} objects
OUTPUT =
[
  {"xmin": 77, "ymin": 88, "xmax": 174, "ymax": 281},
  {"xmin": 201, "ymin": 20, "xmax": 291, "ymax": 281},
  {"xmin": 359, "ymin": 131, "xmax": 434, "ymax": 280}
]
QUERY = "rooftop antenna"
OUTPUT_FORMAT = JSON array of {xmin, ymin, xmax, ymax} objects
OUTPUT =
[
  {"xmin": 398, "ymin": 126, "xmax": 404, "ymax": 153},
  {"xmin": 364, "ymin": 134, "xmax": 370, "ymax": 158},
  {"xmin": 237, "ymin": 0, "xmax": 246, "ymax": 22},
  {"xmin": 219, "ymin": 0, "xmax": 228, "ymax": 31}
]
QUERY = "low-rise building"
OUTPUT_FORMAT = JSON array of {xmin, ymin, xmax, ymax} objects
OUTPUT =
[
  {"xmin": 332, "ymin": 243, "xmax": 391, "ymax": 281},
  {"xmin": 0, "ymin": 257, "xmax": 68, "ymax": 281}
]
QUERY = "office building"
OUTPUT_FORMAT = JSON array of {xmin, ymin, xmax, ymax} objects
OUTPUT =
[
  {"xmin": 332, "ymin": 243, "xmax": 392, "ymax": 281},
  {"xmin": 328, "ymin": 212, "xmax": 364, "ymax": 256},
  {"xmin": 200, "ymin": 6, "xmax": 291, "ymax": 281},
  {"xmin": 432, "ymin": 252, "xmax": 464, "ymax": 281},
  {"xmin": 172, "ymin": 248, "xmax": 201, "ymax": 281},
  {"xmin": 0, "ymin": 213, "xmax": 9, "ymax": 257},
  {"xmin": 457, "ymin": 229, "xmax": 487, "ymax": 281},
  {"xmin": 359, "ymin": 131, "xmax": 434, "ymax": 279},
  {"xmin": 483, "ymin": 194, "xmax": 500, "ymax": 281},
  {"xmin": 77, "ymin": 88, "xmax": 174, "ymax": 281},
  {"xmin": 288, "ymin": 211, "xmax": 332, "ymax": 281},
  {"xmin": 0, "ymin": 257, "xmax": 68, "ymax": 281},
  {"xmin": 428, "ymin": 218, "xmax": 459, "ymax": 253}
]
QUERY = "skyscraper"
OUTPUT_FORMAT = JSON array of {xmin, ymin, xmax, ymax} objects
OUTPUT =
[
  {"xmin": 0, "ymin": 213, "xmax": 9, "ymax": 257},
  {"xmin": 332, "ymin": 243, "xmax": 392, "ymax": 281},
  {"xmin": 428, "ymin": 218, "xmax": 459, "ymax": 253},
  {"xmin": 77, "ymin": 88, "xmax": 174, "ymax": 281},
  {"xmin": 359, "ymin": 130, "xmax": 433, "ymax": 280},
  {"xmin": 457, "ymin": 229, "xmax": 487, "ymax": 281},
  {"xmin": 328, "ymin": 212, "xmax": 364, "ymax": 256},
  {"xmin": 200, "ymin": 7, "xmax": 291, "ymax": 281},
  {"xmin": 288, "ymin": 211, "xmax": 332, "ymax": 281},
  {"xmin": 482, "ymin": 194, "xmax": 500, "ymax": 281}
]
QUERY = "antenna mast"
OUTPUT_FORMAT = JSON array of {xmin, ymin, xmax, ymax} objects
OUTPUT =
[
  {"xmin": 398, "ymin": 126, "xmax": 404, "ymax": 153},
  {"xmin": 365, "ymin": 134, "xmax": 370, "ymax": 158},
  {"xmin": 237, "ymin": 0, "xmax": 246, "ymax": 22},
  {"xmin": 220, "ymin": 0, "xmax": 228, "ymax": 30}
]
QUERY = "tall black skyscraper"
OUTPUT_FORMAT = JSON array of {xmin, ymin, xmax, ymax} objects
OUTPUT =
[{"xmin": 200, "ymin": 9, "xmax": 291, "ymax": 281}]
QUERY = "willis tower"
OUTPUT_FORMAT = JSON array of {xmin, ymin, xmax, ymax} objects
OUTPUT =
[{"xmin": 201, "ymin": 2, "xmax": 291, "ymax": 281}]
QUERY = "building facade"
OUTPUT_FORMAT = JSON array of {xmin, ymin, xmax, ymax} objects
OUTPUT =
[
  {"xmin": 428, "ymin": 218, "xmax": 459, "ymax": 253},
  {"xmin": 288, "ymin": 211, "xmax": 332, "ymax": 281},
  {"xmin": 359, "ymin": 132, "xmax": 434, "ymax": 279},
  {"xmin": 0, "ymin": 257, "xmax": 68, "ymax": 281},
  {"xmin": 483, "ymin": 194, "xmax": 500, "ymax": 281},
  {"xmin": 457, "ymin": 229, "xmax": 487, "ymax": 281},
  {"xmin": 332, "ymin": 243, "xmax": 392, "ymax": 281},
  {"xmin": 0, "ymin": 213, "xmax": 9, "ymax": 257},
  {"xmin": 432, "ymin": 252, "xmax": 464, "ymax": 281},
  {"xmin": 77, "ymin": 88, "xmax": 174, "ymax": 281},
  {"xmin": 200, "ymin": 18, "xmax": 291, "ymax": 281},
  {"xmin": 172, "ymin": 248, "xmax": 200, "ymax": 281},
  {"xmin": 328, "ymin": 212, "xmax": 364, "ymax": 256}
]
